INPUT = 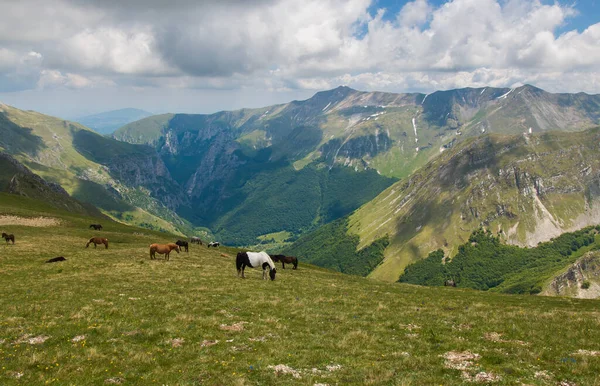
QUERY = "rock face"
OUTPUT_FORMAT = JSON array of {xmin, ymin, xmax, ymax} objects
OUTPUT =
[{"xmin": 542, "ymin": 251, "xmax": 600, "ymax": 299}]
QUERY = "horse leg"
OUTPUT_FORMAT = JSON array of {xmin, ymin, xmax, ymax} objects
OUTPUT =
[{"xmin": 94, "ymin": 243, "xmax": 97, "ymax": 248}]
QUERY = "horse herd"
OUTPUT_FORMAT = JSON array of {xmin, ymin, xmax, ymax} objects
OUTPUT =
[{"xmin": 3, "ymin": 224, "xmax": 298, "ymax": 280}]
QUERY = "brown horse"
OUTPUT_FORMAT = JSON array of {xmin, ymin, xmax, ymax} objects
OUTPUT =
[
  {"xmin": 149, "ymin": 243, "xmax": 180, "ymax": 261},
  {"xmin": 271, "ymin": 254, "xmax": 298, "ymax": 269},
  {"xmin": 2, "ymin": 232, "xmax": 15, "ymax": 244},
  {"xmin": 86, "ymin": 237, "xmax": 108, "ymax": 249}
]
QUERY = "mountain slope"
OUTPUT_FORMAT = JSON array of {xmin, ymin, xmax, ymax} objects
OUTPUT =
[
  {"xmin": 0, "ymin": 103, "xmax": 190, "ymax": 235},
  {"xmin": 113, "ymin": 85, "xmax": 600, "ymax": 245},
  {"xmin": 2, "ymin": 193, "xmax": 600, "ymax": 385},
  {"xmin": 75, "ymin": 108, "xmax": 153, "ymax": 135},
  {"xmin": 287, "ymin": 127, "xmax": 600, "ymax": 281},
  {"xmin": 0, "ymin": 152, "xmax": 103, "ymax": 217}
]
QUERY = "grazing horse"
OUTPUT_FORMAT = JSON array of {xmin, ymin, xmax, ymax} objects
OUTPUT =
[
  {"xmin": 46, "ymin": 256, "xmax": 66, "ymax": 263},
  {"xmin": 271, "ymin": 254, "xmax": 298, "ymax": 270},
  {"xmin": 236, "ymin": 251, "xmax": 277, "ymax": 280},
  {"xmin": 86, "ymin": 237, "xmax": 109, "ymax": 249},
  {"xmin": 208, "ymin": 241, "xmax": 220, "ymax": 248},
  {"xmin": 2, "ymin": 232, "xmax": 15, "ymax": 244},
  {"xmin": 444, "ymin": 279, "xmax": 457, "ymax": 287},
  {"xmin": 89, "ymin": 224, "xmax": 103, "ymax": 230},
  {"xmin": 149, "ymin": 243, "xmax": 180, "ymax": 261},
  {"xmin": 190, "ymin": 236, "xmax": 203, "ymax": 245},
  {"xmin": 176, "ymin": 240, "xmax": 189, "ymax": 252}
]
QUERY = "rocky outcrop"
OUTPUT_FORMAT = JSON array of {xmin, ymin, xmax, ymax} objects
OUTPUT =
[{"xmin": 542, "ymin": 251, "xmax": 600, "ymax": 299}]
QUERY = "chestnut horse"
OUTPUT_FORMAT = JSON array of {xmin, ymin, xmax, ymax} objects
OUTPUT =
[
  {"xmin": 86, "ymin": 237, "xmax": 108, "ymax": 249},
  {"xmin": 2, "ymin": 232, "xmax": 15, "ymax": 244},
  {"xmin": 150, "ymin": 243, "xmax": 180, "ymax": 261},
  {"xmin": 271, "ymin": 254, "xmax": 298, "ymax": 269}
]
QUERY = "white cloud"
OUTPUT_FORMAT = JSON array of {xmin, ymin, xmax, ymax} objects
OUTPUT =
[{"xmin": 0, "ymin": 0, "xmax": 599, "ymax": 100}]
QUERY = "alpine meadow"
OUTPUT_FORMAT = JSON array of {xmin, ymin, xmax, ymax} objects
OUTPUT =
[{"xmin": 2, "ymin": 0, "xmax": 600, "ymax": 385}]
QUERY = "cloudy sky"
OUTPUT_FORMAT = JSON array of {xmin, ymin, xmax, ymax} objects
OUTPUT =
[{"xmin": 0, "ymin": 0, "xmax": 599, "ymax": 118}]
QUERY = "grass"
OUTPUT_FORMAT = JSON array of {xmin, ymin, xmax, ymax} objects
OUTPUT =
[{"xmin": 2, "ymin": 195, "xmax": 600, "ymax": 385}]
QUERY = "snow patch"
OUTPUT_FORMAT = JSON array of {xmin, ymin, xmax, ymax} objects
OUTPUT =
[{"xmin": 497, "ymin": 88, "xmax": 514, "ymax": 99}]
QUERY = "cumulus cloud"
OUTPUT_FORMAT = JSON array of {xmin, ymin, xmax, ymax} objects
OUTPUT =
[{"xmin": 0, "ymin": 0, "xmax": 599, "ymax": 98}]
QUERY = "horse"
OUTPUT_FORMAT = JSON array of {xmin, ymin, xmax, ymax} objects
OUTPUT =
[
  {"xmin": 149, "ymin": 243, "xmax": 180, "ymax": 261},
  {"xmin": 89, "ymin": 224, "xmax": 103, "ymax": 230},
  {"xmin": 190, "ymin": 236, "xmax": 203, "ymax": 245},
  {"xmin": 444, "ymin": 279, "xmax": 457, "ymax": 287},
  {"xmin": 176, "ymin": 240, "xmax": 189, "ymax": 252},
  {"xmin": 46, "ymin": 256, "xmax": 66, "ymax": 263},
  {"xmin": 86, "ymin": 237, "xmax": 108, "ymax": 249},
  {"xmin": 208, "ymin": 241, "xmax": 220, "ymax": 248},
  {"xmin": 236, "ymin": 251, "xmax": 277, "ymax": 280},
  {"xmin": 2, "ymin": 232, "xmax": 15, "ymax": 244},
  {"xmin": 271, "ymin": 254, "xmax": 298, "ymax": 270}
]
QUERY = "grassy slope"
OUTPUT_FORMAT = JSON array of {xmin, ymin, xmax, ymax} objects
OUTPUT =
[
  {"xmin": 0, "ymin": 105, "xmax": 190, "ymax": 235},
  {"xmin": 347, "ymin": 128, "xmax": 600, "ymax": 282},
  {"xmin": 1, "ymin": 195, "xmax": 600, "ymax": 385}
]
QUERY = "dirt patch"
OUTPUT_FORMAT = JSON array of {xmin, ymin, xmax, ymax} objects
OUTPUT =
[
  {"xmin": 574, "ymin": 349, "xmax": 600, "ymax": 356},
  {"xmin": 268, "ymin": 364, "xmax": 302, "ymax": 379},
  {"xmin": 220, "ymin": 321, "xmax": 247, "ymax": 331},
  {"xmin": 441, "ymin": 351, "xmax": 480, "ymax": 371},
  {"xmin": 0, "ymin": 215, "xmax": 61, "ymax": 227},
  {"xmin": 168, "ymin": 338, "xmax": 184, "ymax": 347},
  {"xmin": 463, "ymin": 371, "xmax": 501, "ymax": 383},
  {"xmin": 104, "ymin": 377, "xmax": 125, "ymax": 384},
  {"xmin": 200, "ymin": 340, "xmax": 219, "ymax": 347},
  {"xmin": 483, "ymin": 332, "xmax": 529, "ymax": 346},
  {"xmin": 13, "ymin": 334, "xmax": 50, "ymax": 345}
]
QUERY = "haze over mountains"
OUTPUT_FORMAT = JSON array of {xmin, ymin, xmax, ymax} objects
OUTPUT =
[
  {"xmin": 2, "ymin": 84, "xmax": 600, "ymax": 282},
  {"xmin": 75, "ymin": 108, "xmax": 153, "ymax": 135}
]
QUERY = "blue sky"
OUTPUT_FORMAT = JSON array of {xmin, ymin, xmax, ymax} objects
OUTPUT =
[{"xmin": 0, "ymin": 0, "xmax": 599, "ymax": 118}]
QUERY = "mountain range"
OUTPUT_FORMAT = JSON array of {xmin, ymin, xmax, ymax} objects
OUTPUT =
[{"xmin": 2, "ymin": 84, "xmax": 600, "ymax": 283}]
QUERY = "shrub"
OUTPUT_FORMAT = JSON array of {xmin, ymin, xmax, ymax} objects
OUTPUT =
[{"xmin": 581, "ymin": 281, "xmax": 591, "ymax": 290}]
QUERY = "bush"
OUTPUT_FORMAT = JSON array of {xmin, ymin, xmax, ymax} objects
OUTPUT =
[{"xmin": 581, "ymin": 281, "xmax": 591, "ymax": 290}]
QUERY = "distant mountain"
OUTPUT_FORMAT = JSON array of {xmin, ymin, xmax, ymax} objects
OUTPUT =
[
  {"xmin": 114, "ymin": 84, "xmax": 600, "ymax": 246},
  {"xmin": 286, "ymin": 127, "xmax": 600, "ymax": 282},
  {"xmin": 76, "ymin": 108, "xmax": 153, "ymax": 135}
]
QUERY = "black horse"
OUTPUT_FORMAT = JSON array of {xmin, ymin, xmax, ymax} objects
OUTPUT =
[
  {"xmin": 2, "ymin": 232, "xmax": 15, "ymax": 244},
  {"xmin": 89, "ymin": 224, "xmax": 103, "ymax": 231},
  {"xmin": 271, "ymin": 254, "xmax": 298, "ymax": 269},
  {"xmin": 176, "ymin": 240, "xmax": 189, "ymax": 252}
]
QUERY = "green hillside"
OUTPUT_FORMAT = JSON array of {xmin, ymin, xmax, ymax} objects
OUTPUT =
[
  {"xmin": 0, "ymin": 104, "xmax": 191, "ymax": 236},
  {"xmin": 399, "ymin": 227, "xmax": 600, "ymax": 294},
  {"xmin": 287, "ymin": 127, "xmax": 600, "ymax": 282},
  {"xmin": 1, "ymin": 194, "xmax": 600, "ymax": 385}
]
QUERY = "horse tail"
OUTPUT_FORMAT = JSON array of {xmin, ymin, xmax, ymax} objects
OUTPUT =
[
  {"xmin": 293, "ymin": 257, "xmax": 298, "ymax": 269},
  {"xmin": 236, "ymin": 252, "xmax": 244, "ymax": 271}
]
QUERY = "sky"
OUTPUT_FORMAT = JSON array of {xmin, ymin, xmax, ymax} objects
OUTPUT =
[{"xmin": 0, "ymin": 0, "xmax": 599, "ymax": 118}]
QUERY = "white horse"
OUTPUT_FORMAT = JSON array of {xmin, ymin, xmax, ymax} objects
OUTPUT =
[{"xmin": 236, "ymin": 251, "xmax": 277, "ymax": 280}]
